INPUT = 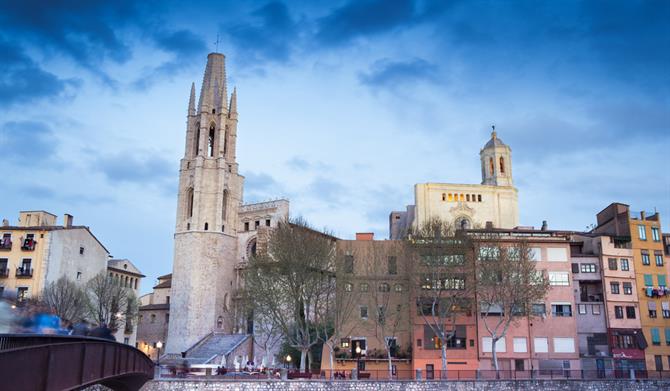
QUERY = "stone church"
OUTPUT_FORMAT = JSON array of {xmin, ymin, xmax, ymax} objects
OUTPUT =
[
  {"xmin": 165, "ymin": 53, "xmax": 288, "ymax": 356},
  {"xmin": 390, "ymin": 128, "xmax": 519, "ymax": 238}
]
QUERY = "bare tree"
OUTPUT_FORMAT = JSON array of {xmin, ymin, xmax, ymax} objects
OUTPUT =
[
  {"xmin": 474, "ymin": 237, "xmax": 549, "ymax": 375},
  {"xmin": 86, "ymin": 271, "xmax": 138, "ymax": 333},
  {"xmin": 243, "ymin": 217, "xmax": 336, "ymax": 373},
  {"xmin": 407, "ymin": 218, "xmax": 476, "ymax": 378},
  {"xmin": 40, "ymin": 276, "xmax": 88, "ymax": 322}
]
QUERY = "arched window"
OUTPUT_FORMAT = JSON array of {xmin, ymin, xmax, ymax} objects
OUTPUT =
[
  {"xmin": 204, "ymin": 222, "xmax": 209, "ymax": 231},
  {"xmin": 378, "ymin": 283, "xmax": 390, "ymax": 292},
  {"xmin": 194, "ymin": 123, "xmax": 200, "ymax": 156},
  {"xmin": 217, "ymin": 316, "xmax": 223, "ymax": 329},
  {"xmin": 499, "ymin": 157, "xmax": 505, "ymax": 174},
  {"xmin": 489, "ymin": 157, "xmax": 494, "ymax": 175},
  {"xmin": 187, "ymin": 188, "xmax": 194, "ymax": 218},
  {"xmin": 223, "ymin": 125, "xmax": 229, "ymax": 155},
  {"xmin": 222, "ymin": 190, "xmax": 228, "ymax": 220},
  {"xmin": 208, "ymin": 124, "xmax": 216, "ymax": 157},
  {"xmin": 442, "ymin": 193, "xmax": 446, "ymax": 201},
  {"xmin": 247, "ymin": 238, "xmax": 257, "ymax": 258},
  {"xmin": 456, "ymin": 217, "xmax": 471, "ymax": 230},
  {"xmin": 466, "ymin": 194, "xmax": 470, "ymax": 202}
]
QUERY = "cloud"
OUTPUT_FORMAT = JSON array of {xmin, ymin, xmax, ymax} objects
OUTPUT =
[
  {"xmin": 0, "ymin": 121, "xmax": 58, "ymax": 164},
  {"xmin": 308, "ymin": 177, "xmax": 347, "ymax": 207},
  {"xmin": 0, "ymin": 38, "xmax": 80, "ymax": 106},
  {"xmin": 95, "ymin": 151, "xmax": 175, "ymax": 186},
  {"xmin": 243, "ymin": 171, "xmax": 284, "ymax": 203},
  {"xmin": 359, "ymin": 58, "xmax": 438, "ymax": 88},
  {"xmin": 286, "ymin": 156, "xmax": 332, "ymax": 171},
  {"xmin": 315, "ymin": 0, "xmax": 416, "ymax": 46},
  {"xmin": 222, "ymin": 1, "xmax": 298, "ymax": 64},
  {"xmin": 133, "ymin": 29, "xmax": 209, "ymax": 90}
]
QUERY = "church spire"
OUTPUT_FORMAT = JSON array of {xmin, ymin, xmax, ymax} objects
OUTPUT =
[
  {"xmin": 188, "ymin": 82, "xmax": 196, "ymax": 116},
  {"xmin": 197, "ymin": 53, "xmax": 226, "ymax": 113},
  {"xmin": 228, "ymin": 87, "xmax": 237, "ymax": 119}
]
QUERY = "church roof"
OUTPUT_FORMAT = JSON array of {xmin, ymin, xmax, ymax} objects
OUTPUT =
[{"xmin": 483, "ymin": 128, "xmax": 507, "ymax": 149}]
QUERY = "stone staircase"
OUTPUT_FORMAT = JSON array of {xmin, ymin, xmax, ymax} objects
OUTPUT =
[{"xmin": 184, "ymin": 332, "xmax": 249, "ymax": 365}]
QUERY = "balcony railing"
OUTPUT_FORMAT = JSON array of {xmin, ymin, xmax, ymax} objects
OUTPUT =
[
  {"xmin": 16, "ymin": 267, "xmax": 33, "ymax": 278},
  {"xmin": 21, "ymin": 239, "xmax": 36, "ymax": 251},
  {"xmin": 0, "ymin": 268, "xmax": 8, "ymax": 278},
  {"xmin": 0, "ymin": 240, "xmax": 11, "ymax": 251}
]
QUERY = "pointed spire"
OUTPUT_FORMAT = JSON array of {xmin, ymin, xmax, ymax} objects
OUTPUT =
[
  {"xmin": 228, "ymin": 87, "xmax": 237, "ymax": 119},
  {"xmin": 188, "ymin": 83, "xmax": 196, "ymax": 116},
  {"xmin": 197, "ymin": 53, "xmax": 226, "ymax": 114}
]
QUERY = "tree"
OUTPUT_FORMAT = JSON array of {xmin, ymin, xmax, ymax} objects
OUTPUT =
[
  {"xmin": 407, "ymin": 218, "xmax": 475, "ymax": 379},
  {"xmin": 243, "ymin": 218, "xmax": 336, "ymax": 373},
  {"xmin": 86, "ymin": 271, "xmax": 138, "ymax": 333},
  {"xmin": 474, "ymin": 236, "xmax": 549, "ymax": 375},
  {"xmin": 40, "ymin": 276, "xmax": 88, "ymax": 322}
]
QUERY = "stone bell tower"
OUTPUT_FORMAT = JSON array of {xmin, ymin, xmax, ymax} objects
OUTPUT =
[
  {"xmin": 480, "ymin": 126, "xmax": 513, "ymax": 187},
  {"xmin": 166, "ymin": 53, "xmax": 244, "ymax": 354}
]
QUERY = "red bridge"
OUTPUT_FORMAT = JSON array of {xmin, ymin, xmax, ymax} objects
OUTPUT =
[{"xmin": 0, "ymin": 334, "xmax": 154, "ymax": 391}]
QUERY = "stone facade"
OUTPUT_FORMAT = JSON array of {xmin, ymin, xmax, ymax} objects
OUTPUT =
[
  {"xmin": 140, "ymin": 379, "xmax": 670, "ymax": 391},
  {"xmin": 390, "ymin": 130, "xmax": 518, "ymax": 239},
  {"xmin": 166, "ymin": 53, "xmax": 289, "ymax": 356},
  {"xmin": 108, "ymin": 258, "xmax": 144, "ymax": 346},
  {"xmin": 138, "ymin": 274, "xmax": 171, "ymax": 360}
]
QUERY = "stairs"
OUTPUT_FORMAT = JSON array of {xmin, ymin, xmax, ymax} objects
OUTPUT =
[{"xmin": 186, "ymin": 333, "xmax": 249, "ymax": 364}]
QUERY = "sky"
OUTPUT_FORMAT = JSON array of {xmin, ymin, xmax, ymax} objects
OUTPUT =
[{"xmin": 1, "ymin": 0, "xmax": 668, "ymax": 294}]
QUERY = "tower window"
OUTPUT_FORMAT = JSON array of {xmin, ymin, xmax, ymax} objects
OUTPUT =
[
  {"xmin": 212, "ymin": 109, "xmax": 216, "ymax": 114},
  {"xmin": 500, "ymin": 157, "xmax": 505, "ymax": 174},
  {"xmin": 208, "ymin": 125, "xmax": 216, "ymax": 157},
  {"xmin": 459, "ymin": 194, "xmax": 464, "ymax": 202},
  {"xmin": 442, "ymin": 193, "xmax": 446, "ymax": 201},
  {"xmin": 489, "ymin": 157, "xmax": 494, "ymax": 175},
  {"xmin": 448, "ymin": 193, "xmax": 453, "ymax": 202},
  {"xmin": 222, "ymin": 190, "xmax": 228, "ymax": 220},
  {"xmin": 266, "ymin": 219, "xmax": 271, "ymax": 226},
  {"xmin": 204, "ymin": 223, "xmax": 208, "ymax": 231},
  {"xmin": 478, "ymin": 194, "xmax": 482, "ymax": 202},
  {"xmin": 194, "ymin": 123, "xmax": 200, "ymax": 156},
  {"xmin": 223, "ymin": 125, "xmax": 229, "ymax": 155},
  {"xmin": 255, "ymin": 221, "xmax": 260, "ymax": 229},
  {"xmin": 466, "ymin": 194, "xmax": 470, "ymax": 202},
  {"xmin": 244, "ymin": 222, "xmax": 249, "ymax": 231},
  {"xmin": 187, "ymin": 188, "xmax": 194, "ymax": 218}
]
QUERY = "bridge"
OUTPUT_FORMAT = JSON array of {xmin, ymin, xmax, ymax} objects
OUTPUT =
[{"xmin": 0, "ymin": 334, "xmax": 154, "ymax": 391}]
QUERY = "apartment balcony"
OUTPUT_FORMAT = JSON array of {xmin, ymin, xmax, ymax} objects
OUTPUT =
[
  {"xmin": 0, "ymin": 268, "xmax": 9, "ymax": 278},
  {"xmin": 580, "ymin": 295, "xmax": 604, "ymax": 303},
  {"xmin": 0, "ymin": 241, "xmax": 11, "ymax": 251},
  {"xmin": 21, "ymin": 239, "xmax": 36, "ymax": 251},
  {"xmin": 16, "ymin": 267, "xmax": 33, "ymax": 278}
]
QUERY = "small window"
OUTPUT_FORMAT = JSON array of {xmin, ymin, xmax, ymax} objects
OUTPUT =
[
  {"xmin": 394, "ymin": 284, "xmax": 404, "ymax": 292},
  {"xmin": 623, "ymin": 282, "xmax": 632, "ymax": 295},
  {"xmin": 360, "ymin": 283, "xmax": 369, "ymax": 292},
  {"xmin": 388, "ymin": 256, "xmax": 397, "ymax": 275},
  {"xmin": 344, "ymin": 283, "xmax": 353, "ymax": 292},
  {"xmin": 608, "ymin": 258, "xmax": 618, "ymax": 270},
  {"xmin": 244, "ymin": 222, "xmax": 249, "ymax": 231},
  {"xmin": 466, "ymin": 194, "xmax": 470, "ymax": 202},
  {"xmin": 204, "ymin": 223, "xmax": 208, "ymax": 230},
  {"xmin": 578, "ymin": 304, "xmax": 587, "ymax": 315},
  {"xmin": 621, "ymin": 259, "xmax": 629, "ymax": 271},
  {"xmin": 651, "ymin": 227, "xmax": 660, "ymax": 242},
  {"xmin": 344, "ymin": 255, "xmax": 354, "ymax": 273},
  {"xmin": 551, "ymin": 304, "xmax": 572, "ymax": 317},
  {"xmin": 417, "ymin": 339, "xmax": 422, "ymax": 347},
  {"xmin": 592, "ymin": 305, "xmax": 601, "ymax": 315},
  {"xmin": 610, "ymin": 282, "xmax": 620, "ymax": 294},
  {"xmin": 265, "ymin": 219, "xmax": 271, "ymax": 227},
  {"xmin": 76, "ymin": 272, "xmax": 82, "ymax": 280},
  {"xmin": 580, "ymin": 264, "xmax": 596, "ymax": 273},
  {"xmin": 341, "ymin": 338, "xmax": 350, "ymax": 348},
  {"xmin": 655, "ymin": 252, "xmax": 664, "ymax": 266},
  {"xmin": 360, "ymin": 306, "xmax": 368, "ymax": 319},
  {"xmin": 638, "ymin": 225, "xmax": 647, "ymax": 240},
  {"xmin": 79, "ymin": 247, "xmax": 84, "ymax": 255},
  {"xmin": 378, "ymin": 283, "xmax": 390, "ymax": 292},
  {"xmin": 150, "ymin": 314, "xmax": 156, "ymax": 323},
  {"xmin": 642, "ymin": 251, "xmax": 650, "ymax": 265},
  {"xmin": 442, "ymin": 193, "xmax": 446, "ymax": 201},
  {"xmin": 615, "ymin": 306, "xmax": 624, "ymax": 319},
  {"xmin": 478, "ymin": 194, "xmax": 482, "ymax": 202},
  {"xmin": 255, "ymin": 221, "xmax": 260, "ymax": 229},
  {"xmin": 626, "ymin": 306, "xmax": 636, "ymax": 319}
]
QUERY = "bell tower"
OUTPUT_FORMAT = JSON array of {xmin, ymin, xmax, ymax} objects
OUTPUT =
[
  {"xmin": 480, "ymin": 126, "xmax": 513, "ymax": 187},
  {"xmin": 166, "ymin": 53, "xmax": 244, "ymax": 354}
]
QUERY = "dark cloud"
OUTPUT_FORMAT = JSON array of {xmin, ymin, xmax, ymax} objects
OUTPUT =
[
  {"xmin": 222, "ymin": 1, "xmax": 298, "ymax": 64},
  {"xmin": 359, "ymin": 58, "xmax": 438, "ymax": 88},
  {"xmin": 0, "ymin": 38, "xmax": 80, "ymax": 106},
  {"xmin": 95, "ymin": 151, "xmax": 175, "ymax": 185},
  {"xmin": 133, "ymin": 29, "xmax": 209, "ymax": 90},
  {"xmin": 315, "ymin": 0, "xmax": 416, "ymax": 46},
  {"xmin": 0, "ymin": 121, "xmax": 58, "ymax": 164}
]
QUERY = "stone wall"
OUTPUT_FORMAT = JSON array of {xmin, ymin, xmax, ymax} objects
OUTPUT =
[{"xmin": 141, "ymin": 379, "xmax": 670, "ymax": 391}]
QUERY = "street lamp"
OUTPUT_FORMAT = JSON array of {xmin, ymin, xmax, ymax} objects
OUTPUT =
[
  {"xmin": 355, "ymin": 345, "xmax": 362, "ymax": 378},
  {"xmin": 156, "ymin": 341, "xmax": 163, "ymax": 371},
  {"xmin": 286, "ymin": 354, "xmax": 291, "ymax": 369}
]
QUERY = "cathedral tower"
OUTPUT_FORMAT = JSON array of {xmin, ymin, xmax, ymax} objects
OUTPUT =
[
  {"xmin": 480, "ymin": 126, "xmax": 513, "ymax": 187},
  {"xmin": 166, "ymin": 53, "xmax": 244, "ymax": 354}
]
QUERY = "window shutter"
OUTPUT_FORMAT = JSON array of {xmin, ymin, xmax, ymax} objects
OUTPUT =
[
  {"xmin": 571, "ymin": 263, "xmax": 579, "ymax": 273},
  {"xmin": 644, "ymin": 274, "xmax": 653, "ymax": 286},
  {"xmin": 651, "ymin": 328, "xmax": 660, "ymax": 344},
  {"xmin": 658, "ymin": 275, "xmax": 667, "ymax": 287},
  {"xmin": 665, "ymin": 328, "xmax": 670, "ymax": 343}
]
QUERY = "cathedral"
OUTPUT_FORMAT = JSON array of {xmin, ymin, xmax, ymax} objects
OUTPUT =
[
  {"xmin": 165, "ymin": 53, "xmax": 288, "ymax": 355},
  {"xmin": 390, "ymin": 128, "xmax": 519, "ymax": 238}
]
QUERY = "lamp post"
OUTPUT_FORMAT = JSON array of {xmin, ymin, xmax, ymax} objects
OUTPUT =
[
  {"xmin": 156, "ymin": 341, "xmax": 163, "ymax": 372},
  {"xmin": 286, "ymin": 354, "xmax": 291, "ymax": 370},
  {"xmin": 355, "ymin": 345, "xmax": 361, "ymax": 379}
]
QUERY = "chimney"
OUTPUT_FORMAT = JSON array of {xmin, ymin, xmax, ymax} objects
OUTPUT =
[
  {"xmin": 541, "ymin": 220, "xmax": 548, "ymax": 231},
  {"xmin": 356, "ymin": 233, "xmax": 374, "ymax": 241},
  {"xmin": 64, "ymin": 214, "xmax": 73, "ymax": 228},
  {"xmin": 640, "ymin": 211, "xmax": 646, "ymax": 220}
]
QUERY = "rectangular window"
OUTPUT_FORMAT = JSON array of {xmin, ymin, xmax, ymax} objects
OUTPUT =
[
  {"xmin": 626, "ymin": 306, "xmax": 636, "ymax": 319},
  {"xmin": 360, "ymin": 306, "xmax": 368, "ymax": 319},
  {"xmin": 638, "ymin": 225, "xmax": 647, "ymax": 240},
  {"xmin": 655, "ymin": 253, "xmax": 664, "ymax": 266},
  {"xmin": 651, "ymin": 328, "xmax": 661, "ymax": 345},
  {"xmin": 665, "ymin": 328, "xmax": 670, "ymax": 345},
  {"xmin": 551, "ymin": 304, "xmax": 572, "ymax": 317},
  {"xmin": 17, "ymin": 287, "xmax": 28, "ymax": 301},
  {"xmin": 387, "ymin": 256, "xmax": 397, "ymax": 275},
  {"xmin": 513, "ymin": 337, "xmax": 527, "ymax": 353},
  {"xmin": 359, "ymin": 283, "xmax": 368, "ymax": 292},
  {"xmin": 244, "ymin": 222, "xmax": 249, "ymax": 231},
  {"xmin": 547, "ymin": 248, "xmax": 568, "ymax": 262},
  {"xmin": 644, "ymin": 274, "xmax": 653, "ymax": 286},
  {"xmin": 79, "ymin": 247, "xmax": 84, "ymax": 255},
  {"xmin": 580, "ymin": 263, "xmax": 596, "ymax": 273},
  {"xmin": 623, "ymin": 282, "xmax": 632, "ymax": 295},
  {"xmin": 620, "ymin": 259, "xmax": 629, "ymax": 271},
  {"xmin": 592, "ymin": 304, "xmax": 601, "ymax": 315},
  {"xmin": 531, "ymin": 303, "xmax": 546, "ymax": 316},
  {"xmin": 549, "ymin": 272, "xmax": 569, "ymax": 286},
  {"xmin": 659, "ymin": 274, "xmax": 667, "ymax": 287},
  {"xmin": 265, "ymin": 219, "xmax": 271, "ymax": 227},
  {"xmin": 344, "ymin": 255, "xmax": 354, "ymax": 274},
  {"xmin": 571, "ymin": 263, "xmax": 579, "ymax": 273},
  {"xmin": 642, "ymin": 251, "xmax": 650, "ymax": 265},
  {"xmin": 615, "ymin": 306, "xmax": 624, "ymax": 319},
  {"xmin": 608, "ymin": 258, "xmax": 618, "ymax": 270},
  {"xmin": 610, "ymin": 282, "xmax": 620, "ymax": 294},
  {"xmin": 578, "ymin": 304, "xmax": 587, "ymax": 314},
  {"xmin": 553, "ymin": 337, "xmax": 575, "ymax": 353},
  {"xmin": 534, "ymin": 337, "xmax": 549, "ymax": 353},
  {"xmin": 482, "ymin": 337, "xmax": 506, "ymax": 353},
  {"xmin": 652, "ymin": 227, "xmax": 660, "ymax": 242},
  {"xmin": 529, "ymin": 247, "xmax": 541, "ymax": 261},
  {"xmin": 649, "ymin": 301, "xmax": 658, "ymax": 318},
  {"xmin": 663, "ymin": 302, "xmax": 670, "ymax": 318}
]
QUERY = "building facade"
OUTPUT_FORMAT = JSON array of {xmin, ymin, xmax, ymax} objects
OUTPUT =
[
  {"xmin": 0, "ymin": 211, "xmax": 108, "ymax": 302},
  {"xmin": 390, "ymin": 129, "xmax": 519, "ymax": 239},
  {"xmin": 138, "ymin": 273, "xmax": 171, "ymax": 360},
  {"xmin": 108, "ymin": 258, "xmax": 144, "ymax": 345}
]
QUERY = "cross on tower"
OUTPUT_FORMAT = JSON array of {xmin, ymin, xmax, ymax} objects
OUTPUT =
[{"xmin": 214, "ymin": 34, "xmax": 220, "ymax": 53}]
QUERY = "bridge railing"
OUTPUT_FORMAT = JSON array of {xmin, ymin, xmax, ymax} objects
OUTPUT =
[{"xmin": 0, "ymin": 334, "xmax": 154, "ymax": 391}]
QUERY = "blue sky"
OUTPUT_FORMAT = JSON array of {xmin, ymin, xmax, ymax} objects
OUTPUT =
[{"xmin": 1, "ymin": 0, "xmax": 668, "ymax": 294}]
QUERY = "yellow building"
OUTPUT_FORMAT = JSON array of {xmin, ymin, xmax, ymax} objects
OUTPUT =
[
  {"xmin": 0, "ymin": 211, "xmax": 109, "ymax": 303},
  {"xmin": 628, "ymin": 210, "xmax": 670, "ymax": 373}
]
